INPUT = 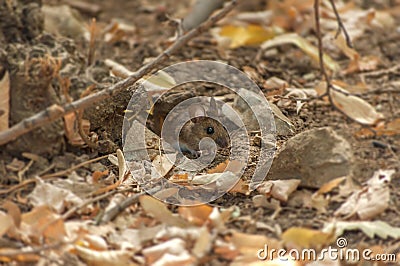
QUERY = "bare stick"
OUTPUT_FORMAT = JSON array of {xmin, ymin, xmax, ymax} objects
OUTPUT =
[
  {"xmin": 99, "ymin": 191, "xmax": 146, "ymax": 224},
  {"xmin": 0, "ymin": 154, "xmax": 111, "ymax": 195},
  {"xmin": 314, "ymin": 0, "xmax": 331, "ymax": 89},
  {"xmin": 314, "ymin": 0, "xmax": 370, "ymax": 125},
  {"xmin": 98, "ymin": 187, "xmax": 161, "ymax": 224},
  {"xmin": 0, "ymin": 0, "xmax": 237, "ymax": 146},
  {"xmin": 328, "ymin": 0, "xmax": 353, "ymax": 48},
  {"xmin": 182, "ymin": 0, "xmax": 225, "ymax": 32},
  {"xmin": 61, "ymin": 188, "xmax": 131, "ymax": 220}
]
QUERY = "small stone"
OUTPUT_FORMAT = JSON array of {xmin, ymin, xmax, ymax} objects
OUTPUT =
[{"xmin": 267, "ymin": 127, "xmax": 353, "ymax": 188}]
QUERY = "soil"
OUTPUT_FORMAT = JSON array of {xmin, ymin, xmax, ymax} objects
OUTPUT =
[{"xmin": 0, "ymin": 0, "xmax": 399, "ymax": 263}]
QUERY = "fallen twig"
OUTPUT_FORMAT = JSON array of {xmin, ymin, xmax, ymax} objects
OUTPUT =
[
  {"xmin": 314, "ymin": 0, "xmax": 372, "ymax": 125},
  {"xmin": 328, "ymin": 0, "xmax": 352, "ymax": 48},
  {"xmin": 359, "ymin": 64, "xmax": 400, "ymax": 84},
  {"xmin": 98, "ymin": 187, "xmax": 162, "ymax": 224},
  {"xmin": 61, "ymin": 188, "xmax": 131, "ymax": 220},
  {"xmin": 182, "ymin": 0, "xmax": 225, "ymax": 32},
  {"xmin": 0, "ymin": 0, "xmax": 237, "ymax": 146},
  {"xmin": 0, "ymin": 154, "xmax": 111, "ymax": 195}
]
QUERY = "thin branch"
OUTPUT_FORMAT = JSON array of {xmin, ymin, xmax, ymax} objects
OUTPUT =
[
  {"xmin": 0, "ymin": 0, "xmax": 237, "ymax": 146},
  {"xmin": 329, "ymin": 0, "xmax": 353, "ymax": 48},
  {"xmin": 99, "ymin": 191, "xmax": 146, "ymax": 224},
  {"xmin": 182, "ymin": 0, "xmax": 225, "ymax": 31},
  {"xmin": 61, "ymin": 188, "xmax": 131, "ymax": 220},
  {"xmin": 314, "ymin": 0, "xmax": 370, "ymax": 126},
  {"xmin": 41, "ymin": 154, "xmax": 111, "ymax": 179},
  {"xmin": 98, "ymin": 187, "xmax": 161, "ymax": 224},
  {"xmin": 314, "ymin": 0, "xmax": 331, "ymax": 95},
  {"xmin": 314, "ymin": 0, "xmax": 334, "ymax": 102},
  {"xmin": 0, "ymin": 154, "xmax": 111, "ymax": 195}
]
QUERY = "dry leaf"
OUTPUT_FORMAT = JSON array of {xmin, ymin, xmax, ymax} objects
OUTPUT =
[
  {"xmin": 82, "ymin": 234, "xmax": 108, "ymax": 251},
  {"xmin": 333, "ymin": 32, "xmax": 359, "ymax": 61},
  {"xmin": 311, "ymin": 176, "xmax": 348, "ymax": 213},
  {"xmin": 345, "ymin": 55, "xmax": 380, "ymax": 74},
  {"xmin": 1, "ymin": 201, "xmax": 21, "ymax": 228},
  {"xmin": 153, "ymin": 187, "xmax": 180, "ymax": 200},
  {"xmin": 0, "ymin": 249, "xmax": 40, "ymax": 263},
  {"xmin": 139, "ymin": 195, "xmax": 190, "ymax": 228},
  {"xmin": 264, "ymin": 76, "xmax": 288, "ymax": 97},
  {"xmin": 220, "ymin": 206, "xmax": 239, "ymax": 224},
  {"xmin": 192, "ymin": 226, "xmax": 212, "ymax": 258},
  {"xmin": 323, "ymin": 221, "xmax": 400, "ymax": 239},
  {"xmin": 310, "ymin": 193, "xmax": 330, "ymax": 213},
  {"xmin": 278, "ymin": 88, "xmax": 317, "ymax": 114},
  {"xmin": 267, "ymin": 0, "xmax": 314, "ymax": 31},
  {"xmin": 92, "ymin": 170, "xmax": 109, "ymax": 183},
  {"xmin": 355, "ymin": 118, "xmax": 400, "ymax": 137},
  {"xmin": 257, "ymin": 180, "xmax": 300, "ymax": 202},
  {"xmin": 142, "ymin": 238, "xmax": 190, "ymax": 265},
  {"xmin": 214, "ymin": 240, "xmax": 239, "ymax": 260},
  {"xmin": 0, "ymin": 211, "xmax": 14, "ymax": 237},
  {"xmin": 103, "ymin": 19, "xmax": 136, "ymax": 44},
  {"xmin": 261, "ymin": 33, "xmax": 340, "ymax": 72},
  {"xmin": 233, "ymin": 10, "xmax": 274, "ymax": 26},
  {"xmin": 43, "ymin": 5, "xmax": 88, "ymax": 39},
  {"xmin": 75, "ymin": 245, "xmax": 132, "ymax": 266},
  {"xmin": 207, "ymin": 160, "xmax": 228, "ymax": 174},
  {"xmin": 231, "ymin": 231, "xmax": 281, "ymax": 256},
  {"xmin": 316, "ymin": 82, "xmax": 384, "ymax": 125},
  {"xmin": 0, "ymin": 71, "xmax": 10, "ymax": 131},
  {"xmin": 169, "ymin": 173, "xmax": 189, "ymax": 182},
  {"xmin": 281, "ymin": 227, "xmax": 335, "ymax": 249},
  {"xmin": 191, "ymin": 172, "xmax": 237, "ymax": 188},
  {"xmin": 116, "ymin": 149, "xmax": 127, "ymax": 181},
  {"xmin": 28, "ymin": 178, "xmax": 83, "ymax": 214},
  {"xmin": 21, "ymin": 206, "xmax": 66, "ymax": 244},
  {"xmin": 315, "ymin": 176, "xmax": 346, "ymax": 195},
  {"xmin": 228, "ymin": 179, "xmax": 249, "ymax": 195},
  {"xmin": 216, "ymin": 24, "xmax": 276, "ymax": 49},
  {"xmin": 63, "ymin": 112, "xmax": 90, "ymax": 146},
  {"xmin": 178, "ymin": 205, "xmax": 213, "ymax": 226},
  {"xmin": 331, "ymin": 30, "xmax": 380, "ymax": 74},
  {"xmin": 256, "ymin": 182, "xmax": 273, "ymax": 196},
  {"xmin": 107, "ymin": 154, "xmax": 118, "ymax": 166},
  {"xmin": 335, "ymin": 169, "xmax": 394, "ymax": 220}
]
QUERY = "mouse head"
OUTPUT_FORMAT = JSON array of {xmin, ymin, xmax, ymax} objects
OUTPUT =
[{"xmin": 181, "ymin": 98, "xmax": 229, "ymax": 150}]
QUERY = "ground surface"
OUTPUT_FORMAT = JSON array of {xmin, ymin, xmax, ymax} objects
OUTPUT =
[{"xmin": 0, "ymin": 0, "xmax": 399, "ymax": 265}]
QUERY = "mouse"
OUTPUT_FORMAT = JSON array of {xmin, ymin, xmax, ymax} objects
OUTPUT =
[{"xmin": 177, "ymin": 98, "xmax": 230, "ymax": 156}]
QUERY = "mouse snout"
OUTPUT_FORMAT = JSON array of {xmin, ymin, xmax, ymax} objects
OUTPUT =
[{"xmin": 216, "ymin": 136, "xmax": 229, "ymax": 148}]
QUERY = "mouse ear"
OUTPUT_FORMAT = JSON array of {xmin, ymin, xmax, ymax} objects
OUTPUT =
[
  {"xmin": 189, "ymin": 104, "xmax": 206, "ymax": 123},
  {"xmin": 208, "ymin": 97, "xmax": 219, "ymax": 117}
]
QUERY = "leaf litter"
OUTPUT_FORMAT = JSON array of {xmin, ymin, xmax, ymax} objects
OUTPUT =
[{"xmin": 0, "ymin": 0, "xmax": 399, "ymax": 265}]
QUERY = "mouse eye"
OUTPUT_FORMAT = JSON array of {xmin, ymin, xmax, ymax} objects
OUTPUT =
[{"xmin": 206, "ymin": 126, "xmax": 214, "ymax": 135}]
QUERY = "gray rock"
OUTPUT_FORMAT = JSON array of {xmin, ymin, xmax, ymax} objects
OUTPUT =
[{"xmin": 267, "ymin": 127, "xmax": 353, "ymax": 188}]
